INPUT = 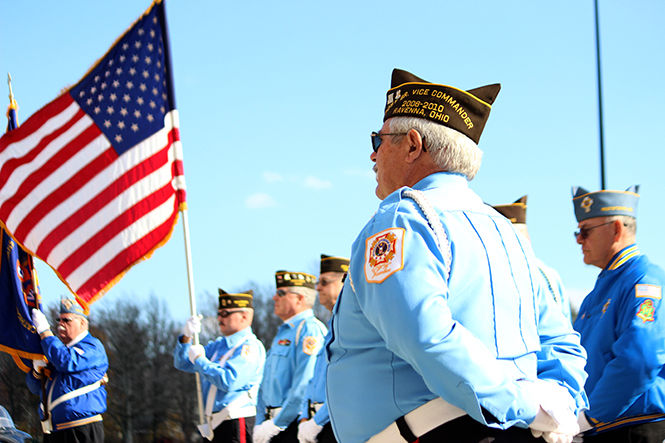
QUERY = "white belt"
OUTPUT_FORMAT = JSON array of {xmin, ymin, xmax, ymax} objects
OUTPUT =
[
  {"xmin": 40, "ymin": 375, "xmax": 107, "ymax": 434},
  {"xmin": 198, "ymin": 390, "xmax": 257, "ymax": 440},
  {"xmin": 367, "ymin": 397, "xmax": 466, "ymax": 443}
]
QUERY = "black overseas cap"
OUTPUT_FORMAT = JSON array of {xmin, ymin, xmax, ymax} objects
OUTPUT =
[
  {"xmin": 384, "ymin": 68, "xmax": 501, "ymax": 144},
  {"xmin": 218, "ymin": 289, "xmax": 253, "ymax": 309},
  {"xmin": 493, "ymin": 196, "xmax": 527, "ymax": 224}
]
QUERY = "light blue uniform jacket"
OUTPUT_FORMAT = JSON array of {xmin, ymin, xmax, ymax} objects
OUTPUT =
[
  {"xmin": 256, "ymin": 309, "xmax": 327, "ymax": 428},
  {"xmin": 173, "ymin": 327, "xmax": 265, "ymax": 414},
  {"xmin": 574, "ymin": 245, "xmax": 665, "ymax": 433},
  {"xmin": 298, "ymin": 328, "xmax": 332, "ymax": 426},
  {"xmin": 326, "ymin": 172, "xmax": 588, "ymax": 443}
]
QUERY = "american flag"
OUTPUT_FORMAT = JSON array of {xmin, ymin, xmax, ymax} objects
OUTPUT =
[{"xmin": 0, "ymin": 0, "xmax": 186, "ymax": 308}]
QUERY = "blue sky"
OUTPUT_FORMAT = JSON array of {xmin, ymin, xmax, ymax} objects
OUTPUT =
[{"xmin": 1, "ymin": 1, "xmax": 664, "ymax": 320}]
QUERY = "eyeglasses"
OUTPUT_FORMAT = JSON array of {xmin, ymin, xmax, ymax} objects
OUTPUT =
[
  {"xmin": 276, "ymin": 289, "xmax": 294, "ymax": 297},
  {"xmin": 316, "ymin": 278, "xmax": 337, "ymax": 287},
  {"xmin": 218, "ymin": 310, "xmax": 244, "ymax": 318},
  {"xmin": 57, "ymin": 318, "xmax": 73, "ymax": 324},
  {"xmin": 574, "ymin": 221, "xmax": 615, "ymax": 239},
  {"xmin": 371, "ymin": 131, "xmax": 406, "ymax": 153}
]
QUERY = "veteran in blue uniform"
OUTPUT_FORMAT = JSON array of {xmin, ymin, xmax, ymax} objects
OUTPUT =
[
  {"xmin": 326, "ymin": 69, "xmax": 589, "ymax": 443},
  {"xmin": 254, "ymin": 271, "xmax": 327, "ymax": 443},
  {"xmin": 175, "ymin": 289, "xmax": 266, "ymax": 442},
  {"xmin": 28, "ymin": 298, "xmax": 108, "ymax": 443},
  {"xmin": 571, "ymin": 186, "xmax": 665, "ymax": 442},
  {"xmin": 493, "ymin": 196, "xmax": 572, "ymax": 321},
  {"xmin": 297, "ymin": 255, "xmax": 349, "ymax": 443}
]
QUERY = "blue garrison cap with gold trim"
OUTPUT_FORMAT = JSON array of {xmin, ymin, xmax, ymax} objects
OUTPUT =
[
  {"xmin": 60, "ymin": 297, "xmax": 87, "ymax": 318},
  {"xmin": 572, "ymin": 185, "xmax": 639, "ymax": 222}
]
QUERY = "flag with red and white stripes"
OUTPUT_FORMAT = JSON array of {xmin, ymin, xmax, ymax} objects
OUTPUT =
[{"xmin": 0, "ymin": 0, "xmax": 186, "ymax": 309}]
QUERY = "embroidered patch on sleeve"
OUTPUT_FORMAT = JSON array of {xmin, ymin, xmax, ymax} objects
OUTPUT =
[
  {"xmin": 636, "ymin": 299, "xmax": 656, "ymax": 323},
  {"xmin": 302, "ymin": 336, "xmax": 319, "ymax": 355},
  {"xmin": 364, "ymin": 228, "xmax": 405, "ymax": 283},
  {"xmin": 241, "ymin": 344, "xmax": 251, "ymax": 359},
  {"xmin": 635, "ymin": 284, "xmax": 662, "ymax": 299}
]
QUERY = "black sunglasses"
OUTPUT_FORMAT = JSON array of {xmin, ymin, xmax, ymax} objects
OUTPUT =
[
  {"xmin": 217, "ymin": 310, "xmax": 244, "ymax": 318},
  {"xmin": 574, "ymin": 221, "xmax": 614, "ymax": 239},
  {"xmin": 57, "ymin": 318, "xmax": 73, "ymax": 324},
  {"xmin": 370, "ymin": 131, "xmax": 407, "ymax": 153}
]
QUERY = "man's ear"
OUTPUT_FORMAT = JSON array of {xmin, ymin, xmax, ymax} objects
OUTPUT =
[
  {"xmin": 612, "ymin": 219, "xmax": 623, "ymax": 242},
  {"xmin": 405, "ymin": 129, "xmax": 424, "ymax": 161}
]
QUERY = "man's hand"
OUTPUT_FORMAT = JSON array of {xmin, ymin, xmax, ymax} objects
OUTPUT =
[
  {"xmin": 32, "ymin": 359, "xmax": 47, "ymax": 374},
  {"xmin": 187, "ymin": 344, "xmax": 205, "ymax": 363},
  {"xmin": 577, "ymin": 412, "xmax": 592, "ymax": 433},
  {"xmin": 31, "ymin": 308, "xmax": 50, "ymax": 334},
  {"xmin": 528, "ymin": 380, "xmax": 579, "ymax": 443},
  {"xmin": 297, "ymin": 418, "xmax": 323, "ymax": 443},
  {"xmin": 183, "ymin": 314, "xmax": 202, "ymax": 338},
  {"xmin": 253, "ymin": 420, "xmax": 282, "ymax": 443}
]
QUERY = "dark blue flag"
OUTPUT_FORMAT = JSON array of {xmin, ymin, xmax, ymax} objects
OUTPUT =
[{"xmin": 0, "ymin": 86, "xmax": 44, "ymax": 372}]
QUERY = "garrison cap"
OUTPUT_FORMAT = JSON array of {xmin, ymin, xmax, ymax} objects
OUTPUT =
[
  {"xmin": 320, "ymin": 254, "xmax": 350, "ymax": 274},
  {"xmin": 383, "ymin": 68, "xmax": 501, "ymax": 144},
  {"xmin": 218, "ymin": 288, "xmax": 253, "ymax": 309},
  {"xmin": 493, "ymin": 196, "xmax": 527, "ymax": 224},
  {"xmin": 572, "ymin": 185, "xmax": 640, "ymax": 222},
  {"xmin": 60, "ymin": 297, "xmax": 87, "ymax": 318},
  {"xmin": 275, "ymin": 270, "xmax": 316, "ymax": 289}
]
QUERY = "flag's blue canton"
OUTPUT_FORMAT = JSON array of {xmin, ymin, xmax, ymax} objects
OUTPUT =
[{"xmin": 71, "ymin": 7, "xmax": 172, "ymax": 156}]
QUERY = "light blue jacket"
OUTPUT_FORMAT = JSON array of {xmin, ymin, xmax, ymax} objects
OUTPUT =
[
  {"xmin": 574, "ymin": 245, "xmax": 665, "ymax": 433},
  {"xmin": 256, "ymin": 309, "xmax": 326, "ymax": 428},
  {"xmin": 298, "ymin": 328, "xmax": 331, "ymax": 426},
  {"xmin": 174, "ymin": 326, "xmax": 265, "ymax": 414},
  {"xmin": 326, "ymin": 172, "xmax": 588, "ymax": 443}
]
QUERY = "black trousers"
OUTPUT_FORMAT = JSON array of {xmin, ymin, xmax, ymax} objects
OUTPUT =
[
  {"xmin": 269, "ymin": 419, "xmax": 298, "ymax": 443},
  {"xmin": 212, "ymin": 416, "xmax": 255, "ymax": 443},
  {"xmin": 417, "ymin": 415, "xmax": 542, "ymax": 443},
  {"xmin": 584, "ymin": 419, "xmax": 665, "ymax": 443},
  {"xmin": 43, "ymin": 421, "xmax": 104, "ymax": 443},
  {"xmin": 316, "ymin": 422, "xmax": 337, "ymax": 443}
]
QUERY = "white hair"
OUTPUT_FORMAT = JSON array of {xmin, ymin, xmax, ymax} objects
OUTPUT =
[
  {"xmin": 388, "ymin": 117, "xmax": 483, "ymax": 180},
  {"xmin": 288, "ymin": 286, "xmax": 317, "ymax": 307}
]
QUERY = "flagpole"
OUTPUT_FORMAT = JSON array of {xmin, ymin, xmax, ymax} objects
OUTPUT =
[
  {"xmin": 156, "ymin": 0, "xmax": 205, "ymax": 425},
  {"xmin": 594, "ymin": 0, "xmax": 606, "ymax": 189}
]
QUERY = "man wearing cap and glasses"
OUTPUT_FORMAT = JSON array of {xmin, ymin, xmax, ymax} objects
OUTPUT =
[
  {"xmin": 571, "ymin": 186, "xmax": 665, "ymax": 442},
  {"xmin": 297, "ymin": 255, "xmax": 349, "ymax": 443},
  {"xmin": 175, "ymin": 289, "xmax": 266, "ymax": 442},
  {"xmin": 326, "ymin": 69, "xmax": 588, "ymax": 443},
  {"xmin": 254, "ymin": 271, "xmax": 327, "ymax": 443},
  {"xmin": 28, "ymin": 298, "xmax": 108, "ymax": 442}
]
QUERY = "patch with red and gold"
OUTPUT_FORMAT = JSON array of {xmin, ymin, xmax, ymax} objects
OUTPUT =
[
  {"xmin": 364, "ymin": 228, "xmax": 405, "ymax": 283},
  {"xmin": 302, "ymin": 336, "xmax": 319, "ymax": 355},
  {"xmin": 278, "ymin": 339, "xmax": 291, "ymax": 346},
  {"xmin": 636, "ymin": 299, "xmax": 656, "ymax": 323}
]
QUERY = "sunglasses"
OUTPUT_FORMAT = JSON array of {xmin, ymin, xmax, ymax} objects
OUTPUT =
[
  {"xmin": 57, "ymin": 318, "xmax": 73, "ymax": 324},
  {"xmin": 370, "ymin": 131, "xmax": 407, "ymax": 153},
  {"xmin": 574, "ymin": 221, "xmax": 614, "ymax": 239},
  {"xmin": 218, "ymin": 310, "xmax": 244, "ymax": 318},
  {"xmin": 276, "ymin": 289, "xmax": 297, "ymax": 297},
  {"xmin": 317, "ymin": 278, "xmax": 337, "ymax": 287}
]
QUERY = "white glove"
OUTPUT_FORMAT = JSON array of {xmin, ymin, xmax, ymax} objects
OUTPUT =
[
  {"xmin": 577, "ymin": 412, "xmax": 592, "ymax": 433},
  {"xmin": 297, "ymin": 418, "xmax": 323, "ymax": 443},
  {"xmin": 32, "ymin": 308, "xmax": 50, "ymax": 334},
  {"xmin": 253, "ymin": 420, "xmax": 282, "ymax": 443},
  {"xmin": 530, "ymin": 426, "xmax": 575, "ymax": 443},
  {"xmin": 32, "ymin": 359, "xmax": 47, "ymax": 373},
  {"xmin": 529, "ymin": 380, "xmax": 578, "ymax": 432},
  {"xmin": 187, "ymin": 344, "xmax": 205, "ymax": 363},
  {"xmin": 183, "ymin": 314, "xmax": 202, "ymax": 337}
]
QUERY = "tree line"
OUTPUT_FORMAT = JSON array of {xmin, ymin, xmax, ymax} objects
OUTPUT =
[{"xmin": 0, "ymin": 282, "xmax": 330, "ymax": 442}]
